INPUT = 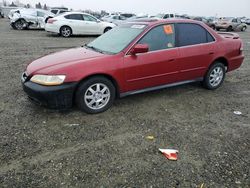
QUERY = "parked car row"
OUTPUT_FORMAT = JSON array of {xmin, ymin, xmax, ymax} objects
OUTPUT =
[{"xmin": 7, "ymin": 8, "xmax": 248, "ymax": 35}]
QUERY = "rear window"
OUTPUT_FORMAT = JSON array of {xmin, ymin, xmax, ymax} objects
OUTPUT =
[{"xmin": 177, "ymin": 23, "xmax": 214, "ymax": 47}]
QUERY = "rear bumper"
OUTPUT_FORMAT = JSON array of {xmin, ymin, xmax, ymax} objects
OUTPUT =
[
  {"xmin": 45, "ymin": 24, "xmax": 59, "ymax": 33},
  {"xmin": 228, "ymin": 55, "xmax": 245, "ymax": 72},
  {"xmin": 22, "ymin": 80, "xmax": 78, "ymax": 109},
  {"xmin": 216, "ymin": 25, "xmax": 230, "ymax": 29}
]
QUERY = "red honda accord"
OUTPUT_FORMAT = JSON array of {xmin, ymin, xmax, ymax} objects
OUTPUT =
[{"xmin": 22, "ymin": 19, "xmax": 244, "ymax": 114}]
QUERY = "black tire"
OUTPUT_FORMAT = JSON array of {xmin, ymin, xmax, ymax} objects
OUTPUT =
[
  {"xmin": 75, "ymin": 76, "xmax": 116, "ymax": 114},
  {"xmin": 227, "ymin": 26, "xmax": 233, "ymax": 32},
  {"xmin": 203, "ymin": 62, "xmax": 226, "ymax": 90},
  {"xmin": 241, "ymin": 26, "xmax": 247, "ymax": 32},
  {"xmin": 104, "ymin": 27, "xmax": 112, "ymax": 33},
  {"xmin": 211, "ymin": 25, "xmax": 216, "ymax": 30},
  {"xmin": 14, "ymin": 19, "xmax": 27, "ymax": 30},
  {"xmin": 60, "ymin": 26, "xmax": 72, "ymax": 37}
]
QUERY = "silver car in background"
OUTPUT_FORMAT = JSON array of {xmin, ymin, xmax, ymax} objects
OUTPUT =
[
  {"xmin": 10, "ymin": 8, "xmax": 54, "ymax": 30},
  {"xmin": 215, "ymin": 17, "xmax": 247, "ymax": 32}
]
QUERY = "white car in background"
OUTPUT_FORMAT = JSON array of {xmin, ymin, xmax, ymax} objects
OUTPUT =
[
  {"xmin": 45, "ymin": 12, "xmax": 116, "ymax": 37},
  {"xmin": 101, "ymin": 15, "xmax": 127, "ymax": 26},
  {"xmin": 10, "ymin": 8, "xmax": 54, "ymax": 30}
]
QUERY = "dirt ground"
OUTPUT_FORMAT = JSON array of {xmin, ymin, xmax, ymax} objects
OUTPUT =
[{"xmin": 0, "ymin": 18, "xmax": 249, "ymax": 187}]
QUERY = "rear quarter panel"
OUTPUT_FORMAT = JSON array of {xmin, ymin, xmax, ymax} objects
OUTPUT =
[{"xmin": 215, "ymin": 37, "xmax": 244, "ymax": 71}]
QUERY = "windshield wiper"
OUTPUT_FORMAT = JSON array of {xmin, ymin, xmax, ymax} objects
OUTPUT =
[{"xmin": 84, "ymin": 45, "xmax": 105, "ymax": 54}]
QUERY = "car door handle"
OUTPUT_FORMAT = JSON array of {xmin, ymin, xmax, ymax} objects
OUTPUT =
[
  {"xmin": 168, "ymin": 59, "xmax": 175, "ymax": 62},
  {"xmin": 209, "ymin": 52, "xmax": 214, "ymax": 55}
]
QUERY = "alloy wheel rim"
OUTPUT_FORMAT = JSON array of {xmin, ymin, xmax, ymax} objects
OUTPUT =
[
  {"xmin": 84, "ymin": 83, "xmax": 110, "ymax": 110},
  {"xmin": 15, "ymin": 21, "xmax": 23, "ymax": 30},
  {"xmin": 62, "ymin": 28, "xmax": 70, "ymax": 37},
  {"xmin": 209, "ymin": 67, "xmax": 224, "ymax": 87}
]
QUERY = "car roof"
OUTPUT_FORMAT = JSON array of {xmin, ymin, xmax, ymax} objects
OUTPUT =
[
  {"xmin": 62, "ymin": 11, "xmax": 92, "ymax": 16},
  {"xmin": 127, "ymin": 18, "xmax": 205, "ymax": 27}
]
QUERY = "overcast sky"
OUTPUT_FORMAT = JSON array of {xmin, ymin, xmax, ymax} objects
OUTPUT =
[{"xmin": 20, "ymin": 0, "xmax": 250, "ymax": 17}]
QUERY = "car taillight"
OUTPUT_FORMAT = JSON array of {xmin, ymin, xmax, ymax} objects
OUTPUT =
[
  {"xmin": 239, "ymin": 44, "xmax": 244, "ymax": 55},
  {"xmin": 47, "ymin": 19, "xmax": 57, "ymax": 24}
]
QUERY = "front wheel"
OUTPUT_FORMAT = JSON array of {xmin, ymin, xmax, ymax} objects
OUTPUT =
[
  {"xmin": 14, "ymin": 19, "xmax": 27, "ymax": 30},
  {"xmin": 75, "ymin": 76, "xmax": 116, "ymax": 114},
  {"xmin": 203, "ymin": 62, "xmax": 226, "ymax": 90}
]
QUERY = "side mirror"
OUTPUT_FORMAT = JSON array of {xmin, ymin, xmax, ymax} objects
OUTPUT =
[{"xmin": 130, "ymin": 44, "xmax": 149, "ymax": 55}]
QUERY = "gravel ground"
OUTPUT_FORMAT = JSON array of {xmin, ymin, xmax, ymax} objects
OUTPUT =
[{"xmin": 0, "ymin": 18, "xmax": 249, "ymax": 187}]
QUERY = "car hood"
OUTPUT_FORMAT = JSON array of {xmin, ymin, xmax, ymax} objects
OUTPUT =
[{"xmin": 26, "ymin": 47, "xmax": 105, "ymax": 75}]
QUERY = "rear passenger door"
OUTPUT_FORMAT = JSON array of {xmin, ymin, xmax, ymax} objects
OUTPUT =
[{"xmin": 176, "ymin": 23, "xmax": 216, "ymax": 80}]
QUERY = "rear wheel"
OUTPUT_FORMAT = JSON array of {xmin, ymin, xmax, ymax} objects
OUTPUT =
[
  {"xmin": 241, "ymin": 26, "xmax": 247, "ymax": 32},
  {"xmin": 75, "ymin": 76, "xmax": 116, "ymax": 114},
  {"xmin": 60, "ymin": 26, "xmax": 72, "ymax": 37},
  {"xmin": 203, "ymin": 62, "xmax": 226, "ymax": 90},
  {"xmin": 227, "ymin": 26, "xmax": 233, "ymax": 32}
]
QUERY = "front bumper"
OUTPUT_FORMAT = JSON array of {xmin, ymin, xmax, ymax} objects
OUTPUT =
[{"xmin": 22, "ymin": 74, "xmax": 78, "ymax": 109}]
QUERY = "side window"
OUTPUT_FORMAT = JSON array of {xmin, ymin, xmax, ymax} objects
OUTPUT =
[
  {"xmin": 59, "ymin": 10, "xmax": 67, "ymax": 14},
  {"xmin": 138, "ymin": 24, "xmax": 175, "ymax": 52},
  {"xmin": 207, "ymin": 32, "xmax": 215, "ymax": 43},
  {"xmin": 232, "ymin": 19, "xmax": 237, "ymax": 23},
  {"xmin": 51, "ymin": 10, "xmax": 58, "ymax": 14},
  {"xmin": 37, "ymin": 11, "xmax": 45, "ymax": 17},
  {"xmin": 163, "ymin": 14, "xmax": 169, "ymax": 19},
  {"xmin": 82, "ymin": 15, "xmax": 97, "ymax": 22},
  {"xmin": 177, "ymin": 23, "xmax": 214, "ymax": 47},
  {"xmin": 64, "ymin": 14, "xmax": 83, "ymax": 20}
]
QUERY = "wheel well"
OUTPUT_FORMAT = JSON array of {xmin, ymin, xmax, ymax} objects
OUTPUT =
[
  {"xmin": 104, "ymin": 27, "xmax": 112, "ymax": 33},
  {"xmin": 60, "ymin": 25, "xmax": 72, "ymax": 33},
  {"xmin": 74, "ymin": 74, "xmax": 120, "ymax": 99},
  {"xmin": 45, "ymin": 16, "xmax": 53, "ymax": 23},
  {"xmin": 211, "ymin": 57, "xmax": 229, "ymax": 71}
]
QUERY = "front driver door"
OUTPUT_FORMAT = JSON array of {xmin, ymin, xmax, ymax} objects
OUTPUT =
[{"xmin": 124, "ymin": 24, "xmax": 181, "ymax": 92}]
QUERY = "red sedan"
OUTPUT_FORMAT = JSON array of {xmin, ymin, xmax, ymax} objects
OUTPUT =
[{"xmin": 22, "ymin": 19, "xmax": 244, "ymax": 114}]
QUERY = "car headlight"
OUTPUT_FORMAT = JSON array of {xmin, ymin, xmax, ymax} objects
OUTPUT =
[{"xmin": 30, "ymin": 75, "xmax": 66, "ymax": 86}]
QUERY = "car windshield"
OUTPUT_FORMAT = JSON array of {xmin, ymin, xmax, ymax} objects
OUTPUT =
[{"xmin": 86, "ymin": 24, "xmax": 147, "ymax": 54}]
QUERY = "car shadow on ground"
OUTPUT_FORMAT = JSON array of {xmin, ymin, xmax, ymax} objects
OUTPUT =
[{"xmin": 25, "ymin": 82, "xmax": 204, "ymax": 115}]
